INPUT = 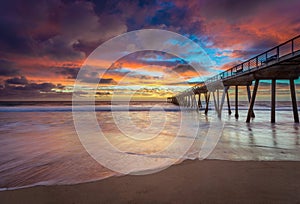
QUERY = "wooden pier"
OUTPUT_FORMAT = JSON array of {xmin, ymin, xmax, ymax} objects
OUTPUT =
[{"xmin": 168, "ymin": 35, "xmax": 300, "ymax": 123}]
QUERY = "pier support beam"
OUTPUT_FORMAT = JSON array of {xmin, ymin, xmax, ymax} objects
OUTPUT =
[
  {"xmin": 247, "ymin": 85, "xmax": 255, "ymax": 118},
  {"xmin": 271, "ymin": 79, "xmax": 276, "ymax": 123},
  {"xmin": 235, "ymin": 86, "xmax": 239, "ymax": 119},
  {"xmin": 246, "ymin": 80, "xmax": 259, "ymax": 123},
  {"xmin": 192, "ymin": 95, "xmax": 195, "ymax": 108},
  {"xmin": 226, "ymin": 87, "xmax": 231, "ymax": 115},
  {"xmin": 226, "ymin": 90, "xmax": 232, "ymax": 115},
  {"xmin": 290, "ymin": 79, "xmax": 299, "ymax": 123},
  {"xmin": 213, "ymin": 91, "xmax": 218, "ymax": 113},
  {"xmin": 217, "ymin": 89, "xmax": 220, "ymax": 109},
  {"xmin": 198, "ymin": 94, "xmax": 202, "ymax": 108},
  {"xmin": 193, "ymin": 94, "xmax": 197, "ymax": 109},
  {"xmin": 205, "ymin": 92, "xmax": 210, "ymax": 115},
  {"xmin": 219, "ymin": 86, "xmax": 229, "ymax": 117}
]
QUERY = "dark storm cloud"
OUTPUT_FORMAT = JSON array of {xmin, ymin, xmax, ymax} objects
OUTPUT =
[
  {"xmin": 249, "ymin": 38, "xmax": 279, "ymax": 52},
  {"xmin": 5, "ymin": 76, "xmax": 28, "ymax": 85},
  {"xmin": 0, "ymin": 76, "xmax": 65, "ymax": 98},
  {"xmin": 0, "ymin": 0, "xmax": 127, "ymax": 60},
  {"xmin": 53, "ymin": 66, "xmax": 117, "ymax": 84},
  {"xmin": 173, "ymin": 64, "xmax": 196, "ymax": 74},
  {"xmin": 79, "ymin": 70, "xmax": 117, "ymax": 84},
  {"xmin": 99, "ymin": 78, "xmax": 116, "ymax": 84},
  {"xmin": 0, "ymin": 60, "xmax": 19, "ymax": 76},
  {"xmin": 96, "ymin": 91, "xmax": 111, "ymax": 96},
  {"xmin": 198, "ymin": 0, "xmax": 263, "ymax": 21},
  {"xmin": 228, "ymin": 38, "xmax": 280, "ymax": 59},
  {"xmin": 5, "ymin": 82, "xmax": 57, "ymax": 92},
  {"xmin": 0, "ymin": 0, "xmax": 299, "ymax": 101},
  {"xmin": 149, "ymin": 2, "xmax": 186, "ymax": 26},
  {"xmin": 0, "ymin": 22, "xmax": 33, "ymax": 54},
  {"xmin": 0, "ymin": 0, "xmax": 60, "ymax": 56},
  {"xmin": 197, "ymin": 0, "xmax": 292, "ymax": 22},
  {"xmin": 143, "ymin": 1, "xmax": 205, "ymax": 37},
  {"xmin": 55, "ymin": 67, "xmax": 80, "ymax": 79},
  {"xmin": 24, "ymin": 83, "xmax": 57, "ymax": 92},
  {"xmin": 110, "ymin": 51, "xmax": 186, "ymax": 70}
]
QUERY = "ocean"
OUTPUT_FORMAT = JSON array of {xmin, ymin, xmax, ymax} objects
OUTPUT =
[{"xmin": 0, "ymin": 101, "xmax": 300, "ymax": 190}]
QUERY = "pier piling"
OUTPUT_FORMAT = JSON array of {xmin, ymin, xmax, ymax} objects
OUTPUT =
[
  {"xmin": 235, "ymin": 86, "xmax": 239, "ymax": 119},
  {"xmin": 246, "ymin": 80, "xmax": 259, "ymax": 123},
  {"xmin": 227, "ymin": 90, "xmax": 232, "ymax": 115},
  {"xmin": 271, "ymin": 79, "xmax": 276, "ymax": 123},
  {"xmin": 205, "ymin": 92, "xmax": 210, "ymax": 115},
  {"xmin": 290, "ymin": 79, "xmax": 299, "ymax": 123}
]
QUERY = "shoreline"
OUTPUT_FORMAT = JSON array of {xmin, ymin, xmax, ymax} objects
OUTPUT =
[{"xmin": 1, "ymin": 159, "xmax": 300, "ymax": 203}]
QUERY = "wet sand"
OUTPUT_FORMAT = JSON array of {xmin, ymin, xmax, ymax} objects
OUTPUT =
[{"xmin": 1, "ymin": 160, "xmax": 300, "ymax": 203}]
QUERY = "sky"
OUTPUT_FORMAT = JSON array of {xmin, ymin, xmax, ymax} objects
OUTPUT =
[{"xmin": 0, "ymin": 0, "xmax": 300, "ymax": 101}]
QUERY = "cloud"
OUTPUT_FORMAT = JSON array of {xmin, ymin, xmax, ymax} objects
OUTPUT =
[
  {"xmin": 173, "ymin": 64, "xmax": 196, "ymax": 73},
  {"xmin": 219, "ymin": 61, "xmax": 242, "ymax": 70},
  {"xmin": 1, "ymin": 0, "xmax": 300, "ymax": 100},
  {"xmin": 110, "ymin": 51, "xmax": 186, "ymax": 70},
  {"xmin": 0, "ymin": 0, "xmax": 127, "ymax": 60},
  {"xmin": 99, "ymin": 78, "xmax": 116, "ymax": 84},
  {"xmin": 0, "ymin": 76, "xmax": 66, "ymax": 99},
  {"xmin": 5, "ymin": 76, "xmax": 28, "ymax": 85},
  {"xmin": 0, "ymin": 60, "xmax": 19, "ymax": 76},
  {"xmin": 197, "ymin": 0, "xmax": 269, "ymax": 22},
  {"xmin": 80, "ymin": 71, "xmax": 117, "ymax": 84},
  {"xmin": 56, "ymin": 67, "xmax": 80, "ymax": 79},
  {"xmin": 96, "ymin": 91, "xmax": 111, "ymax": 96}
]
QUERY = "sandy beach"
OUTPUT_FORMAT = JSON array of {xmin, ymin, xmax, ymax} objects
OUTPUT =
[{"xmin": 1, "ymin": 160, "xmax": 300, "ymax": 203}]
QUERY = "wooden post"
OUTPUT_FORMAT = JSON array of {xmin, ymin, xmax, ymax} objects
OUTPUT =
[
  {"xmin": 185, "ymin": 96, "xmax": 188, "ymax": 107},
  {"xmin": 186, "ymin": 95, "xmax": 188, "ymax": 107},
  {"xmin": 198, "ymin": 94, "xmax": 202, "ymax": 108},
  {"xmin": 271, "ymin": 79, "xmax": 276, "ymax": 123},
  {"xmin": 193, "ymin": 94, "xmax": 197, "ymax": 109},
  {"xmin": 217, "ymin": 89, "xmax": 220, "ymax": 109},
  {"xmin": 246, "ymin": 80, "xmax": 259, "ymax": 123},
  {"xmin": 247, "ymin": 85, "xmax": 255, "ymax": 118},
  {"xmin": 290, "ymin": 79, "xmax": 299, "ymax": 123},
  {"xmin": 235, "ymin": 86, "xmax": 239, "ymax": 119},
  {"xmin": 219, "ymin": 86, "xmax": 229, "ymax": 117},
  {"xmin": 226, "ymin": 90, "xmax": 232, "ymax": 115},
  {"xmin": 212, "ymin": 91, "xmax": 219, "ymax": 114},
  {"xmin": 193, "ymin": 94, "xmax": 196, "ymax": 108},
  {"xmin": 181, "ymin": 97, "xmax": 183, "ymax": 106},
  {"xmin": 205, "ymin": 92, "xmax": 210, "ymax": 115}
]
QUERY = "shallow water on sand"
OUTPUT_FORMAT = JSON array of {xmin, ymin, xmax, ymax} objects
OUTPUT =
[{"xmin": 0, "ymin": 101, "xmax": 299, "ymax": 190}]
